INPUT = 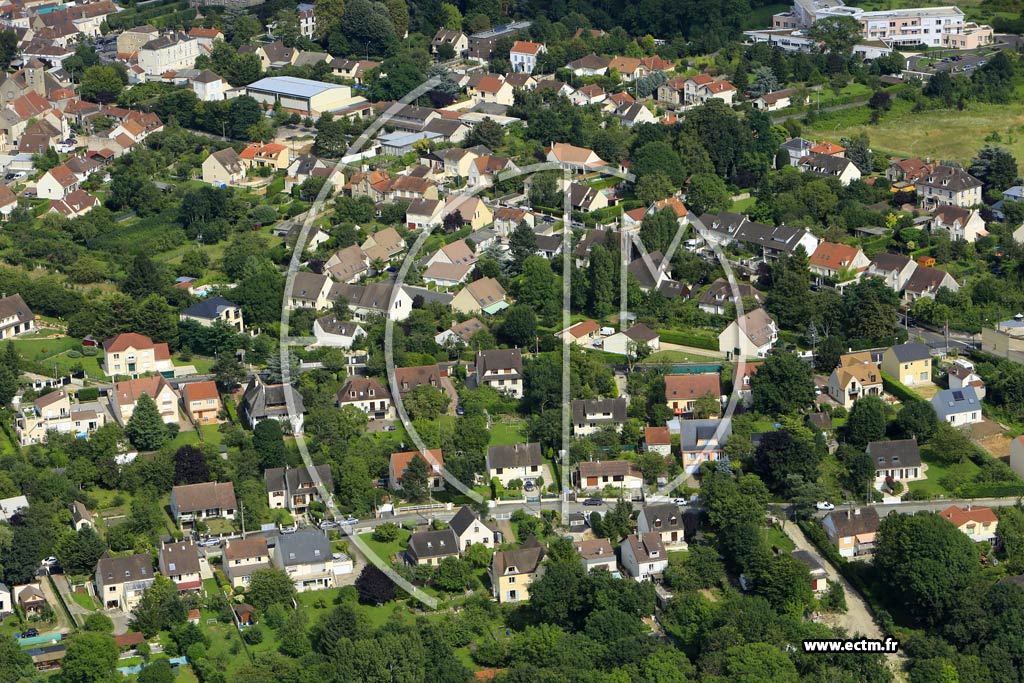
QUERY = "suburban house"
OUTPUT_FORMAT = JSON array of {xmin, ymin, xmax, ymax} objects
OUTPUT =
[
  {"xmin": 948, "ymin": 358, "xmax": 986, "ymax": 399},
  {"xmin": 931, "ymin": 206, "xmax": 986, "ymax": 243},
  {"xmin": 241, "ymin": 374, "xmax": 306, "ymax": 434},
  {"xmin": 916, "ymin": 165, "xmax": 983, "ymax": 208},
  {"xmin": 573, "ymin": 539, "xmax": 617, "ymax": 573},
  {"xmin": 798, "ymin": 153, "xmax": 861, "ymax": 186},
  {"xmin": 449, "ymin": 506, "xmax": 497, "ymax": 550},
  {"xmin": 423, "ymin": 239, "xmax": 477, "ymax": 287},
  {"xmin": 157, "ymin": 541, "xmax": 202, "ymax": 591},
  {"xmin": 202, "ymin": 148, "xmax": 246, "ymax": 186},
  {"xmin": 490, "ymin": 538, "xmax": 544, "ymax": 603},
  {"xmin": 903, "ymin": 265, "xmax": 960, "ymax": 301},
  {"xmin": 431, "ymin": 28, "xmax": 468, "ymax": 56},
  {"xmin": 389, "ymin": 449, "xmax": 445, "ymax": 493},
  {"xmin": 181, "ymin": 381, "xmax": 221, "ymax": 425},
  {"xmin": 792, "ymin": 550, "xmax": 829, "ymax": 594},
  {"xmin": 751, "ymin": 88, "xmax": 800, "ymax": 111},
  {"xmin": 110, "ymin": 375, "xmax": 179, "ymax": 426},
  {"xmin": 546, "ymin": 141, "xmax": 607, "ymax": 172},
  {"xmin": 169, "ymin": 481, "xmax": 237, "ymax": 529},
  {"xmin": 664, "ymin": 373, "xmax": 721, "ymax": 416},
  {"xmin": 405, "ymin": 528, "xmax": 459, "ymax": 566},
  {"xmin": 809, "ymin": 242, "xmax": 869, "ymax": 285},
  {"xmin": 0, "ymin": 294, "xmax": 33, "ymax": 341},
  {"xmin": 509, "ymin": 40, "xmax": 545, "ymax": 72},
  {"xmin": 718, "ymin": 308, "xmax": 778, "ymax": 359},
  {"xmin": 695, "ymin": 79, "xmax": 737, "ymax": 104},
  {"xmin": 101, "ymin": 332, "xmax": 173, "ymax": 377},
  {"xmin": 36, "ymin": 164, "xmax": 78, "ymax": 199},
  {"xmin": 435, "ymin": 318, "xmax": 486, "ymax": 348},
  {"xmin": 393, "ymin": 364, "xmax": 447, "ymax": 399},
  {"xmin": 313, "ymin": 315, "xmax": 366, "ymax": 348},
  {"xmin": 0, "ymin": 584, "xmax": 8, "ymax": 618},
  {"xmin": 827, "ymin": 353, "xmax": 883, "ymax": 410},
  {"xmin": 570, "ymin": 398, "xmax": 628, "ymax": 436},
  {"xmin": 71, "ymin": 501, "xmax": 94, "ymax": 531},
  {"xmin": 867, "ymin": 438, "xmax": 924, "ymax": 486},
  {"xmin": 329, "ymin": 282, "xmax": 414, "ymax": 321},
  {"xmin": 179, "ymin": 296, "xmax": 244, "ymax": 332},
  {"xmin": 620, "ymin": 533, "xmax": 668, "ymax": 582},
  {"xmin": 288, "ymin": 272, "xmax": 332, "ymax": 310},
  {"xmin": 867, "ymin": 252, "xmax": 918, "ymax": 292},
  {"xmin": 475, "ymin": 348, "xmax": 523, "ymax": 398},
  {"xmin": 575, "ymin": 460, "xmax": 644, "ymax": 495},
  {"xmin": 679, "ymin": 418, "xmax": 732, "ymax": 475},
  {"xmin": 240, "ymin": 142, "xmax": 290, "ymax": 170},
  {"xmin": 939, "ymin": 504, "xmax": 998, "ymax": 542},
  {"xmin": 265, "ymin": 464, "xmax": 334, "ymax": 514},
  {"xmin": 697, "ymin": 279, "xmax": 763, "ymax": 315},
  {"xmin": 603, "ymin": 323, "xmax": 661, "ymax": 356},
  {"xmin": 273, "ymin": 528, "xmax": 345, "ymax": 592},
  {"xmin": 451, "ymin": 277, "xmax": 508, "ymax": 316},
  {"xmin": 644, "ymin": 426, "xmax": 672, "ymax": 455},
  {"xmin": 822, "ymin": 507, "xmax": 880, "ymax": 559},
  {"xmin": 15, "ymin": 388, "xmax": 106, "ymax": 446},
  {"xmin": 638, "ymin": 503, "xmax": 688, "ymax": 549},
  {"xmin": 881, "ymin": 342, "xmax": 932, "ymax": 386},
  {"xmin": 15, "ymin": 585, "xmax": 45, "ymax": 617},
  {"xmin": 94, "ymin": 552, "xmax": 154, "ymax": 612},
  {"xmin": 486, "ymin": 442, "xmax": 543, "ymax": 487},
  {"xmin": 336, "ymin": 377, "xmax": 393, "ymax": 420},
  {"xmin": 407, "ymin": 198, "xmax": 444, "ymax": 230},
  {"xmin": 223, "ymin": 536, "xmax": 272, "ymax": 588},
  {"xmin": 932, "ymin": 386, "xmax": 983, "ymax": 426},
  {"xmin": 361, "ymin": 227, "xmax": 406, "ymax": 264}
]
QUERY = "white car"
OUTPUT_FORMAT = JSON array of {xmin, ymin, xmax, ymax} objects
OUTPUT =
[
  {"xmin": 319, "ymin": 520, "xmax": 340, "ymax": 529},
  {"xmin": 41, "ymin": 556, "xmax": 58, "ymax": 566},
  {"xmin": 198, "ymin": 538, "xmax": 221, "ymax": 547},
  {"xmin": 816, "ymin": 501, "xmax": 835, "ymax": 511},
  {"xmin": 341, "ymin": 516, "xmax": 359, "ymax": 526},
  {"xmin": 280, "ymin": 525, "xmax": 297, "ymax": 534}
]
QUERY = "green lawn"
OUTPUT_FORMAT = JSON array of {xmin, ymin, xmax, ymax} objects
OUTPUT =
[
  {"xmin": 646, "ymin": 349, "xmax": 721, "ymax": 364},
  {"xmin": 68, "ymin": 590, "xmax": 98, "ymax": 611},
  {"xmin": 357, "ymin": 529, "xmax": 411, "ymax": 566},
  {"xmin": 807, "ymin": 100, "xmax": 1024, "ymax": 175},
  {"xmin": 730, "ymin": 196, "xmax": 757, "ymax": 213},
  {"xmin": 488, "ymin": 421, "xmax": 525, "ymax": 446},
  {"xmin": 908, "ymin": 452, "xmax": 981, "ymax": 497},
  {"xmin": 764, "ymin": 525, "xmax": 796, "ymax": 553}
]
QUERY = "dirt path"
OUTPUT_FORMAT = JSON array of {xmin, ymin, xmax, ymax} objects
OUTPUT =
[{"xmin": 781, "ymin": 522, "xmax": 905, "ymax": 679}]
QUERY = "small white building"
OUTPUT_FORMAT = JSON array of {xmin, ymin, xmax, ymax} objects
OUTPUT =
[
  {"xmin": 620, "ymin": 533, "xmax": 668, "ymax": 582},
  {"xmin": 932, "ymin": 386, "xmax": 983, "ymax": 426}
]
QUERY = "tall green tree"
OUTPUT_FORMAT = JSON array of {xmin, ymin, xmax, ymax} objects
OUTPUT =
[
  {"xmin": 875, "ymin": 511, "xmax": 981, "ymax": 625},
  {"xmin": 587, "ymin": 244, "xmax": 616, "ymax": 317},
  {"xmin": 60, "ymin": 632, "xmax": 120, "ymax": 683},
  {"xmin": 125, "ymin": 394, "xmax": 169, "ymax": 451},
  {"xmin": 844, "ymin": 395, "xmax": 889, "ymax": 448},
  {"xmin": 247, "ymin": 568, "xmax": 297, "ymax": 613},
  {"xmin": 133, "ymin": 575, "xmax": 186, "ymax": 637},
  {"xmin": 123, "ymin": 253, "xmax": 164, "ymax": 298},
  {"xmin": 79, "ymin": 65, "xmax": 124, "ymax": 103},
  {"xmin": 751, "ymin": 351, "xmax": 815, "ymax": 415},
  {"xmin": 54, "ymin": 526, "xmax": 107, "ymax": 575},
  {"xmin": 509, "ymin": 220, "xmax": 536, "ymax": 273}
]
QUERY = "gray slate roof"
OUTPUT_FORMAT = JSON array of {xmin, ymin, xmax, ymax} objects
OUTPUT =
[
  {"xmin": 931, "ymin": 386, "xmax": 982, "ymax": 421},
  {"xmin": 889, "ymin": 342, "xmax": 931, "ymax": 363},
  {"xmin": 486, "ymin": 442, "xmax": 542, "ymax": 469},
  {"xmin": 407, "ymin": 527, "xmax": 459, "ymax": 561},
  {"xmin": 570, "ymin": 398, "xmax": 627, "ymax": 425},
  {"xmin": 276, "ymin": 528, "xmax": 331, "ymax": 566},
  {"xmin": 866, "ymin": 438, "xmax": 921, "ymax": 470}
]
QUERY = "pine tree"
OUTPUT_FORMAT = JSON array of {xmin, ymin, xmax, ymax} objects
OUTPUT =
[
  {"xmin": 125, "ymin": 394, "xmax": 169, "ymax": 451},
  {"xmin": 508, "ymin": 220, "xmax": 536, "ymax": 273},
  {"xmin": 2, "ymin": 341, "xmax": 21, "ymax": 376},
  {"xmin": 123, "ymin": 253, "xmax": 164, "ymax": 298},
  {"xmin": 401, "ymin": 454, "xmax": 430, "ymax": 502}
]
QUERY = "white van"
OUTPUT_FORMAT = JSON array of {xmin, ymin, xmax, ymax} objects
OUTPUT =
[{"xmin": 599, "ymin": 326, "xmax": 616, "ymax": 336}]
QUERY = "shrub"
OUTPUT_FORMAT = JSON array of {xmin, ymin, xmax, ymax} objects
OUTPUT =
[
  {"xmin": 81, "ymin": 346, "xmax": 98, "ymax": 356},
  {"xmin": 242, "ymin": 627, "xmax": 264, "ymax": 645},
  {"xmin": 67, "ymin": 350, "xmax": 82, "ymax": 358},
  {"xmin": 372, "ymin": 523, "xmax": 400, "ymax": 543},
  {"xmin": 77, "ymin": 387, "xmax": 99, "ymax": 401}
]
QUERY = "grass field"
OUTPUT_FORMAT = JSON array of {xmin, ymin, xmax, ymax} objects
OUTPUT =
[
  {"xmin": 69, "ymin": 590, "xmax": 98, "ymax": 611},
  {"xmin": 908, "ymin": 452, "xmax": 981, "ymax": 496},
  {"xmin": 646, "ymin": 349, "xmax": 721, "ymax": 364},
  {"xmin": 357, "ymin": 529, "xmax": 411, "ymax": 566},
  {"xmin": 764, "ymin": 526, "xmax": 796, "ymax": 553},
  {"xmin": 806, "ymin": 100, "xmax": 1024, "ymax": 174},
  {"xmin": 488, "ymin": 421, "xmax": 525, "ymax": 446}
]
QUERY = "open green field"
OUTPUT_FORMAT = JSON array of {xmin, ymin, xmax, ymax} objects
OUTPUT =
[
  {"xmin": 908, "ymin": 452, "xmax": 981, "ymax": 496},
  {"xmin": 488, "ymin": 421, "xmax": 525, "ymax": 446},
  {"xmin": 357, "ymin": 528, "xmax": 411, "ymax": 566},
  {"xmin": 646, "ymin": 349, "xmax": 721, "ymax": 364},
  {"xmin": 806, "ymin": 101, "xmax": 1024, "ymax": 174},
  {"xmin": 764, "ymin": 525, "xmax": 796, "ymax": 553}
]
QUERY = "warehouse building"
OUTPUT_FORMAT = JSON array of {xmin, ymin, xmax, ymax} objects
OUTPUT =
[{"xmin": 244, "ymin": 76, "xmax": 364, "ymax": 117}]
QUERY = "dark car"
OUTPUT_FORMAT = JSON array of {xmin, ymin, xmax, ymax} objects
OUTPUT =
[
  {"xmin": 582, "ymin": 498, "xmax": 603, "ymax": 506},
  {"xmin": 21, "ymin": 628, "xmax": 39, "ymax": 638},
  {"xmin": 456, "ymin": 404, "xmax": 465, "ymax": 415}
]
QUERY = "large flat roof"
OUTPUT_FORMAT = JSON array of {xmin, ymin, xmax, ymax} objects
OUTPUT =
[{"xmin": 246, "ymin": 76, "xmax": 346, "ymax": 99}]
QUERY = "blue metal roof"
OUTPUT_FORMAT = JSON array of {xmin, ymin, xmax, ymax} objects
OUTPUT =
[{"xmin": 246, "ymin": 76, "xmax": 344, "ymax": 99}]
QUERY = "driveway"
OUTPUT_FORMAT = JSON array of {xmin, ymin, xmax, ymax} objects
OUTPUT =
[{"xmin": 780, "ymin": 522, "xmax": 882, "ymax": 639}]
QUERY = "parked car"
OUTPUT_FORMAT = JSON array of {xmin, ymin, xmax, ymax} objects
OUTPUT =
[
  {"xmin": 41, "ymin": 557, "xmax": 58, "ymax": 567},
  {"xmin": 198, "ymin": 538, "xmax": 222, "ymax": 547},
  {"xmin": 319, "ymin": 520, "xmax": 340, "ymax": 529},
  {"xmin": 672, "ymin": 498, "xmax": 687, "ymax": 506},
  {"xmin": 21, "ymin": 628, "xmax": 38, "ymax": 638},
  {"xmin": 582, "ymin": 498, "xmax": 603, "ymax": 506},
  {"xmin": 280, "ymin": 525, "xmax": 297, "ymax": 534},
  {"xmin": 816, "ymin": 501, "xmax": 835, "ymax": 511},
  {"xmin": 456, "ymin": 404, "xmax": 465, "ymax": 416},
  {"xmin": 341, "ymin": 516, "xmax": 359, "ymax": 525}
]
